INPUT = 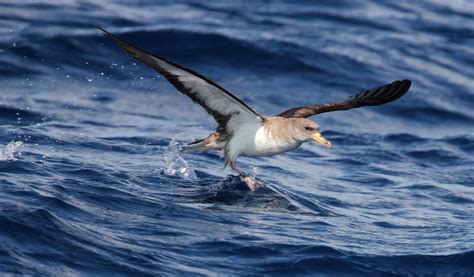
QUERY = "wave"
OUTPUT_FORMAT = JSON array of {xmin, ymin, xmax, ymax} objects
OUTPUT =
[
  {"xmin": 0, "ymin": 106, "xmax": 49, "ymax": 126},
  {"xmin": 1, "ymin": 1, "xmax": 473, "ymax": 275}
]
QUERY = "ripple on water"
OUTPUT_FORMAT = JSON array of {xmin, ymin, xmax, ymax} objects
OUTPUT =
[
  {"xmin": 0, "ymin": 106, "xmax": 49, "ymax": 126},
  {"xmin": 1, "ymin": 0, "xmax": 474, "ymax": 275}
]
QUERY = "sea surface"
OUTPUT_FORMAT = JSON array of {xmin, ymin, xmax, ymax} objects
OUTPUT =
[{"xmin": 1, "ymin": 0, "xmax": 474, "ymax": 276}]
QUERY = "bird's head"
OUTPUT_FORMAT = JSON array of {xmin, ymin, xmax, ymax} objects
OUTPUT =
[{"xmin": 291, "ymin": 118, "xmax": 331, "ymax": 148}]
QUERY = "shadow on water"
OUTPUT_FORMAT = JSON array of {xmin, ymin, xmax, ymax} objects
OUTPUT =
[{"xmin": 170, "ymin": 173, "xmax": 336, "ymax": 217}]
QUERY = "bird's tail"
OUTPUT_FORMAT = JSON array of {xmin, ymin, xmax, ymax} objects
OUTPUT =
[
  {"xmin": 182, "ymin": 138, "xmax": 207, "ymax": 152},
  {"xmin": 183, "ymin": 132, "xmax": 226, "ymax": 152}
]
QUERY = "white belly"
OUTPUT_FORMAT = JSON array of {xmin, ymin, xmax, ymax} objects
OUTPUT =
[
  {"xmin": 250, "ymin": 126, "xmax": 301, "ymax": 156},
  {"xmin": 229, "ymin": 125, "xmax": 301, "ymax": 158}
]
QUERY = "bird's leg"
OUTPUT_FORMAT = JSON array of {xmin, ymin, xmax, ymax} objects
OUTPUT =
[
  {"xmin": 230, "ymin": 161, "xmax": 259, "ymax": 191},
  {"xmin": 230, "ymin": 161, "xmax": 244, "ymax": 176}
]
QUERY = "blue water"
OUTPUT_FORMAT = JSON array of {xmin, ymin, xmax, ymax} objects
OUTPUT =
[{"xmin": 1, "ymin": 1, "xmax": 474, "ymax": 275}]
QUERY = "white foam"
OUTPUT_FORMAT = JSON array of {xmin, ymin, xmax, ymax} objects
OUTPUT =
[
  {"xmin": 0, "ymin": 141, "xmax": 24, "ymax": 161},
  {"xmin": 163, "ymin": 137, "xmax": 197, "ymax": 179}
]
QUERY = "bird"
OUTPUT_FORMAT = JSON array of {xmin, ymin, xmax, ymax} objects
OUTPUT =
[{"xmin": 98, "ymin": 27, "xmax": 412, "ymax": 191}]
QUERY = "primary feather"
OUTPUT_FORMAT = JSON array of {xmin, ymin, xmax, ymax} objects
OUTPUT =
[{"xmin": 277, "ymin": 80, "xmax": 411, "ymax": 118}]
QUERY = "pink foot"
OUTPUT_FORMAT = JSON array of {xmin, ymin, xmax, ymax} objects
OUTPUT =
[
  {"xmin": 230, "ymin": 161, "xmax": 261, "ymax": 191},
  {"xmin": 241, "ymin": 175, "xmax": 260, "ymax": 191}
]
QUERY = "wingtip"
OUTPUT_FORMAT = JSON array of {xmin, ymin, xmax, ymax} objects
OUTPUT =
[
  {"xmin": 400, "ymin": 79, "xmax": 412, "ymax": 93},
  {"xmin": 96, "ymin": 26, "xmax": 129, "ymax": 48},
  {"xmin": 384, "ymin": 79, "xmax": 411, "ymax": 103},
  {"xmin": 391, "ymin": 79, "xmax": 412, "ymax": 96},
  {"xmin": 96, "ymin": 26, "xmax": 114, "ymax": 38},
  {"xmin": 401, "ymin": 79, "xmax": 412, "ymax": 88}
]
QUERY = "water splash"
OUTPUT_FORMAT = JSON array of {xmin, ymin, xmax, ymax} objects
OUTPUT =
[
  {"xmin": 0, "ymin": 141, "xmax": 24, "ymax": 160},
  {"xmin": 250, "ymin": 166, "xmax": 261, "ymax": 178},
  {"xmin": 163, "ymin": 137, "xmax": 197, "ymax": 179}
]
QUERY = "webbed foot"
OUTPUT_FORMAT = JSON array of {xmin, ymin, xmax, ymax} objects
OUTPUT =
[
  {"xmin": 230, "ymin": 161, "xmax": 261, "ymax": 191},
  {"xmin": 240, "ymin": 174, "xmax": 260, "ymax": 191}
]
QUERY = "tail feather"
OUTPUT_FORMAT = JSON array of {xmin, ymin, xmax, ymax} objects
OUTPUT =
[
  {"xmin": 183, "ymin": 139, "xmax": 208, "ymax": 151},
  {"xmin": 184, "ymin": 131, "xmax": 227, "ymax": 152}
]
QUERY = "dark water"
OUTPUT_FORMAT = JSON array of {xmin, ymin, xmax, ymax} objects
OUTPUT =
[{"xmin": 1, "ymin": 1, "xmax": 474, "ymax": 275}]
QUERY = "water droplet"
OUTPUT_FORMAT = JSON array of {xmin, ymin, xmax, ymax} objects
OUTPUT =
[
  {"xmin": 163, "ymin": 137, "xmax": 197, "ymax": 179},
  {"xmin": 0, "ymin": 141, "xmax": 24, "ymax": 160}
]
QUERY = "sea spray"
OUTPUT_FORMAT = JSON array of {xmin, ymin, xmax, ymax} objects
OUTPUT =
[
  {"xmin": 0, "ymin": 141, "xmax": 24, "ymax": 160},
  {"xmin": 163, "ymin": 137, "xmax": 197, "ymax": 179}
]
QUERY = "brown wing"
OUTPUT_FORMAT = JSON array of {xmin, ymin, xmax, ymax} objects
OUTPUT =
[
  {"xmin": 278, "ymin": 80, "xmax": 411, "ymax": 118},
  {"xmin": 98, "ymin": 27, "xmax": 262, "ymax": 132}
]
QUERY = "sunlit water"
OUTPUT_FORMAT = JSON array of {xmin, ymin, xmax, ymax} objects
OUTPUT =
[{"xmin": 1, "ymin": 1, "xmax": 473, "ymax": 275}]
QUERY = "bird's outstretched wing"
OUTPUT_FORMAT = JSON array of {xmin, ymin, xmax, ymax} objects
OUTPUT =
[
  {"xmin": 98, "ymin": 27, "xmax": 262, "ymax": 132},
  {"xmin": 278, "ymin": 80, "xmax": 411, "ymax": 118}
]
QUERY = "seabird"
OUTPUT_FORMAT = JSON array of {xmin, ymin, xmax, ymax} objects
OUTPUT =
[{"xmin": 98, "ymin": 28, "xmax": 411, "ymax": 190}]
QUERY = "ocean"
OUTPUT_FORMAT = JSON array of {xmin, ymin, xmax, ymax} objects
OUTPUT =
[{"xmin": 1, "ymin": 0, "xmax": 473, "ymax": 275}]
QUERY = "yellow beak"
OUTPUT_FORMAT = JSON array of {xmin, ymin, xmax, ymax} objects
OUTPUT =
[{"xmin": 312, "ymin": 133, "xmax": 331, "ymax": 148}]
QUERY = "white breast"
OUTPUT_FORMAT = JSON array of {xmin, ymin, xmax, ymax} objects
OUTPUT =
[
  {"xmin": 225, "ymin": 121, "xmax": 304, "ymax": 163},
  {"xmin": 250, "ymin": 126, "xmax": 301, "ymax": 156},
  {"xmin": 225, "ymin": 123, "xmax": 302, "ymax": 161}
]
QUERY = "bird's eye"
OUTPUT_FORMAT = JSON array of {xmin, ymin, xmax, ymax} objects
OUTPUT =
[{"xmin": 304, "ymin": 126, "xmax": 313, "ymax": 131}]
